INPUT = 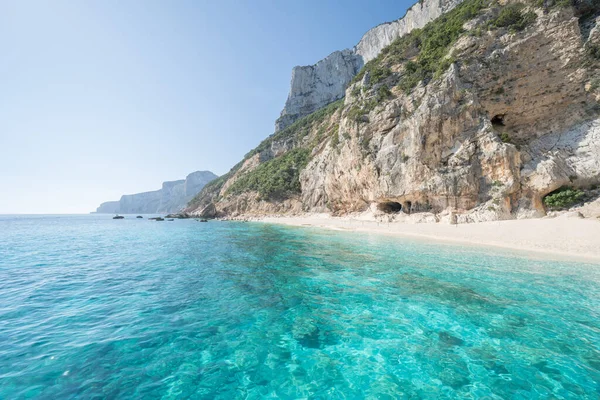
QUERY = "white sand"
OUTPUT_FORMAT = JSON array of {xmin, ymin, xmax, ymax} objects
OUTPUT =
[{"xmin": 254, "ymin": 214, "xmax": 600, "ymax": 263}]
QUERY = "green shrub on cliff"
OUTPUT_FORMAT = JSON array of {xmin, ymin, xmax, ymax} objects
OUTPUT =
[
  {"xmin": 352, "ymin": 0, "xmax": 543, "ymax": 95},
  {"xmin": 588, "ymin": 44, "xmax": 600, "ymax": 60},
  {"xmin": 353, "ymin": 0, "xmax": 489, "ymax": 94},
  {"xmin": 489, "ymin": 3, "xmax": 537, "ymax": 32},
  {"xmin": 246, "ymin": 99, "xmax": 344, "ymax": 159},
  {"xmin": 377, "ymin": 86, "xmax": 392, "ymax": 101},
  {"xmin": 500, "ymin": 132, "xmax": 512, "ymax": 144},
  {"xmin": 348, "ymin": 105, "xmax": 365, "ymax": 122},
  {"xmin": 188, "ymin": 167, "xmax": 241, "ymax": 208},
  {"xmin": 227, "ymin": 148, "xmax": 311, "ymax": 200},
  {"xmin": 331, "ymin": 131, "xmax": 340, "ymax": 148},
  {"xmin": 188, "ymin": 100, "xmax": 343, "ymax": 207},
  {"xmin": 543, "ymin": 187, "xmax": 585, "ymax": 209},
  {"xmin": 369, "ymin": 66, "xmax": 392, "ymax": 86}
]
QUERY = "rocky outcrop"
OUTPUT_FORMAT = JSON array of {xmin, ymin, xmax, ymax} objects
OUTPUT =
[
  {"xmin": 275, "ymin": 50, "xmax": 363, "ymax": 131},
  {"xmin": 197, "ymin": 203, "xmax": 218, "ymax": 219},
  {"xmin": 354, "ymin": 0, "xmax": 465, "ymax": 62},
  {"xmin": 95, "ymin": 171, "xmax": 217, "ymax": 214},
  {"xmin": 275, "ymin": 0, "xmax": 466, "ymax": 131},
  {"xmin": 188, "ymin": 1, "xmax": 600, "ymax": 223}
]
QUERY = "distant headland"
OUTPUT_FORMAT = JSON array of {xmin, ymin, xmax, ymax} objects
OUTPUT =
[{"xmin": 94, "ymin": 170, "xmax": 217, "ymax": 214}]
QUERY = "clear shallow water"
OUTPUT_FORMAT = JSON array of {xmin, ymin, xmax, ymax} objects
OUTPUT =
[{"xmin": 0, "ymin": 215, "xmax": 599, "ymax": 399}]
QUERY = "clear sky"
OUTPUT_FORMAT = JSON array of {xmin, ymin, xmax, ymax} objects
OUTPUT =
[{"xmin": 1, "ymin": 0, "xmax": 414, "ymax": 214}]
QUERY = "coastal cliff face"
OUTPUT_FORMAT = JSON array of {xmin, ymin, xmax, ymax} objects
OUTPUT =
[
  {"xmin": 275, "ymin": 0, "xmax": 467, "ymax": 132},
  {"xmin": 96, "ymin": 171, "xmax": 217, "ymax": 214},
  {"xmin": 274, "ymin": 50, "xmax": 363, "ymax": 132},
  {"xmin": 187, "ymin": 0, "xmax": 600, "ymax": 223}
]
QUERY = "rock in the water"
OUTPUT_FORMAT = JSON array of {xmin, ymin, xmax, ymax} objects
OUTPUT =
[
  {"xmin": 164, "ymin": 213, "xmax": 189, "ymax": 219},
  {"xmin": 297, "ymin": 327, "xmax": 322, "ymax": 349},
  {"xmin": 438, "ymin": 331, "xmax": 465, "ymax": 346}
]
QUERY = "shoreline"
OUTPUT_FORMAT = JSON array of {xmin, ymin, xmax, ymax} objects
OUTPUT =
[{"xmin": 251, "ymin": 214, "xmax": 600, "ymax": 264}]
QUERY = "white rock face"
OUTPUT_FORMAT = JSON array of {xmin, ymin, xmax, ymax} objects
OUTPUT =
[
  {"xmin": 275, "ymin": 50, "xmax": 362, "ymax": 131},
  {"xmin": 523, "ymin": 120, "xmax": 600, "ymax": 195},
  {"xmin": 354, "ymin": 0, "xmax": 465, "ymax": 63},
  {"xmin": 275, "ymin": 0, "xmax": 466, "ymax": 131},
  {"xmin": 94, "ymin": 171, "xmax": 218, "ymax": 214}
]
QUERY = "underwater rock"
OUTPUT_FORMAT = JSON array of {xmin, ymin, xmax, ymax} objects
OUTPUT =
[{"xmin": 438, "ymin": 331, "xmax": 465, "ymax": 346}]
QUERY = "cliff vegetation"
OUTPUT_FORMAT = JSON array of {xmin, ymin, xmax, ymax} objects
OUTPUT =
[{"xmin": 187, "ymin": 0, "xmax": 600, "ymax": 222}]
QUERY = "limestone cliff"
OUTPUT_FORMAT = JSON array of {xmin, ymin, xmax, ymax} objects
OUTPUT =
[
  {"xmin": 187, "ymin": 0, "xmax": 600, "ymax": 223},
  {"xmin": 95, "ymin": 171, "xmax": 217, "ymax": 214},
  {"xmin": 275, "ymin": 0, "xmax": 466, "ymax": 131}
]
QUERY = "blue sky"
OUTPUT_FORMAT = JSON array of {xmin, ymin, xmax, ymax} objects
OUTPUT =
[{"xmin": 0, "ymin": 0, "xmax": 414, "ymax": 213}]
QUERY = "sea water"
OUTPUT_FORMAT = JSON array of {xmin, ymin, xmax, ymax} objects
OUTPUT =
[{"xmin": 0, "ymin": 214, "xmax": 598, "ymax": 399}]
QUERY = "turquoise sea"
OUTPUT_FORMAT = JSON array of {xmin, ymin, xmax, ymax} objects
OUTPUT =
[{"xmin": 0, "ymin": 214, "xmax": 599, "ymax": 399}]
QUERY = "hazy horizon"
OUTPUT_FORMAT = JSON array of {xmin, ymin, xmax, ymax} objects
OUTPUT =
[{"xmin": 1, "ymin": 0, "xmax": 413, "ymax": 214}]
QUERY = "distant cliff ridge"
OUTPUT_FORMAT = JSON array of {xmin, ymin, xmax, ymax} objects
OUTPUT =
[
  {"xmin": 275, "ymin": 0, "xmax": 466, "ymax": 132},
  {"xmin": 95, "ymin": 171, "xmax": 217, "ymax": 214},
  {"xmin": 96, "ymin": 201, "xmax": 120, "ymax": 214}
]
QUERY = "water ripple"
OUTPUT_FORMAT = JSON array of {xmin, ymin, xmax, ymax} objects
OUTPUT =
[{"xmin": 0, "ymin": 215, "xmax": 599, "ymax": 399}]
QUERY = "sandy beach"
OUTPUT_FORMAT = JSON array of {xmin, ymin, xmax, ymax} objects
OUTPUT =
[{"xmin": 255, "ymin": 213, "xmax": 600, "ymax": 263}]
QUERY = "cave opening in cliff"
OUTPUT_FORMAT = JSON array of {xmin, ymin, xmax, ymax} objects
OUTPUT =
[
  {"xmin": 377, "ymin": 201, "xmax": 403, "ymax": 214},
  {"xmin": 491, "ymin": 114, "xmax": 505, "ymax": 127}
]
